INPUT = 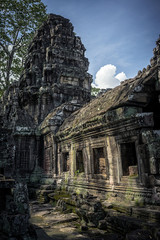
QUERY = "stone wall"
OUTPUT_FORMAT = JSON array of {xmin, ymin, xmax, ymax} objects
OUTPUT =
[{"xmin": 0, "ymin": 175, "xmax": 36, "ymax": 239}]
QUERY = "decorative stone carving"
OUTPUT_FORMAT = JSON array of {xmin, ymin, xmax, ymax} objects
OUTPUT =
[{"xmin": 0, "ymin": 177, "xmax": 36, "ymax": 239}]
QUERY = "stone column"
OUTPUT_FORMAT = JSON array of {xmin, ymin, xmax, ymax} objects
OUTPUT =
[
  {"xmin": 70, "ymin": 141, "xmax": 76, "ymax": 177},
  {"xmin": 84, "ymin": 142, "xmax": 92, "ymax": 179},
  {"xmin": 106, "ymin": 136, "xmax": 119, "ymax": 185}
]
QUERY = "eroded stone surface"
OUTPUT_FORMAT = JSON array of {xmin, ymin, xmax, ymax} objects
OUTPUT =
[
  {"xmin": 29, "ymin": 199, "xmax": 160, "ymax": 240},
  {"xmin": 30, "ymin": 201, "xmax": 124, "ymax": 240},
  {"xmin": 0, "ymin": 176, "xmax": 36, "ymax": 239}
]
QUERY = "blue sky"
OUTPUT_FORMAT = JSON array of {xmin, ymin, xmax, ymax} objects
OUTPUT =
[{"xmin": 42, "ymin": 0, "xmax": 160, "ymax": 87}]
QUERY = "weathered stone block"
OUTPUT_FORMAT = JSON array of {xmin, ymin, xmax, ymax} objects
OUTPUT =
[{"xmin": 129, "ymin": 166, "xmax": 138, "ymax": 176}]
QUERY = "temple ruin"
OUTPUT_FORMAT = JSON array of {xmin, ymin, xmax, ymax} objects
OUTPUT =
[{"xmin": 1, "ymin": 13, "xmax": 160, "ymax": 238}]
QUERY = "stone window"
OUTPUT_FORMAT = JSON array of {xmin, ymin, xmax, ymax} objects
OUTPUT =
[
  {"xmin": 63, "ymin": 152, "xmax": 70, "ymax": 172},
  {"xmin": 20, "ymin": 150, "xmax": 29, "ymax": 170},
  {"xmin": 16, "ymin": 150, "xmax": 29, "ymax": 171},
  {"xmin": 93, "ymin": 147, "xmax": 106, "ymax": 175},
  {"xmin": 15, "ymin": 137, "xmax": 31, "ymax": 172},
  {"xmin": 120, "ymin": 142, "xmax": 137, "ymax": 176},
  {"xmin": 76, "ymin": 150, "xmax": 84, "ymax": 173}
]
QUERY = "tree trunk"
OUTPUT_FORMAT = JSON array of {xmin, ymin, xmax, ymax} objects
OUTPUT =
[
  {"xmin": 6, "ymin": 49, "xmax": 15, "ymax": 88},
  {"xmin": 6, "ymin": 29, "xmax": 19, "ymax": 88}
]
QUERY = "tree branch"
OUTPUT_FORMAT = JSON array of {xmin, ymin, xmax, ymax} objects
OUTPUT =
[
  {"xmin": 0, "ymin": 42, "xmax": 10, "ymax": 55},
  {"xmin": 13, "ymin": 29, "xmax": 19, "ymax": 46}
]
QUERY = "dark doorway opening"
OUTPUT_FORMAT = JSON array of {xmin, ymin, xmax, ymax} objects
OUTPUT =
[
  {"xmin": 76, "ymin": 150, "xmax": 84, "ymax": 173},
  {"xmin": 63, "ymin": 152, "xmax": 69, "ymax": 172},
  {"xmin": 93, "ymin": 147, "xmax": 106, "ymax": 175},
  {"xmin": 0, "ymin": 188, "xmax": 11, "ymax": 213},
  {"xmin": 120, "ymin": 142, "xmax": 137, "ymax": 176},
  {"xmin": 143, "ymin": 92, "xmax": 160, "ymax": 129},
  {"xmin": 0, "ymin": 168, "xmax": 4, "ymax": 175}
]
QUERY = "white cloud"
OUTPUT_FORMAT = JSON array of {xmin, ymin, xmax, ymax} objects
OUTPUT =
[
  {"xmin": 94, "ymin": 64, "xmax": 127, "ymax": 89},
  {"xmin": 115, "ymin": 72, "xmax": 127, "ymax": 81},
  {"xmin": 91, "ymin": 82, "xmax": 98, "ymax": 88}
]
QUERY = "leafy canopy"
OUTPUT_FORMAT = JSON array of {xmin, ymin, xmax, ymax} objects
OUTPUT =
[
  {"xmin": 0, "ymin": 0, "xmax": 47, "ymax": 95},
  {"xmin": 91, "ymin": 87, "xmax": 100, "ymax": 97}
]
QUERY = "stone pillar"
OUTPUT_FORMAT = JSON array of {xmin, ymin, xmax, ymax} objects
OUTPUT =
[
  {"xmin": 84, "ymin": 142, "xmax": 92, "ymax": 179},
  {"xmin": 70, "ymin": 141, "xmax": 76, "ymax": 177},
  {"xmin": 57, "ymin": 144, "xmax": 62, "ymax": 176},
  {"xmin": 52, "ymin": 136, "xmax": 57, "ymax": 176},
  {"xmin": 106, "ymin": 136, "xmax": 119, "ymax": 184}
]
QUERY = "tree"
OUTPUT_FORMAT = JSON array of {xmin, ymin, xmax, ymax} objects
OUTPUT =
[
  {"xmin": 91, "ymin": 87, "xmax": 100, "ymax": 97},
  {"xmin": 0, "ymin": 0, "xmax": 47, "ymax": 94}
]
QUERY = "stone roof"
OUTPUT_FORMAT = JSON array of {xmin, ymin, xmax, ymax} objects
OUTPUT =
[
  {"xmin": 57, "ymin": 65, "xmax": 158, "ymax": 138},
  {"xmin": 39, "ymin": 102, "xmax": 82, "ymax": 134},
  {"xmin": 57, "ymin": 35, "xmax": 160, "ymax": 139}
]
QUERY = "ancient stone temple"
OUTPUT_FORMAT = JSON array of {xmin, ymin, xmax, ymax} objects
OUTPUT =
[
  {"xmin": 1, "ymin": 13, "xmax": 160, "ymax": 212},
  {"xmin": 0, "ymin": 14, "xmax": 92, "ymax": 179}
]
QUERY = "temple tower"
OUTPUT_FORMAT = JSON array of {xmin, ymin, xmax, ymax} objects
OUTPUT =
[{"xmin": 18, "ymin": 14, "xmax": 92, "ymax": 123}]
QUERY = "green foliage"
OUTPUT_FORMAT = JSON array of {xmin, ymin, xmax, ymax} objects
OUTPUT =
[
  {"xmin": 0, "ymin": 0, "xmax": 47, "ymax": 94},
  {"xmin": 75, "ymin": 169, "xmax": 80, "ymax": 177},
  {"xmin": 91, "ymin": 87, "xmax": 100, "ymax": 96}
]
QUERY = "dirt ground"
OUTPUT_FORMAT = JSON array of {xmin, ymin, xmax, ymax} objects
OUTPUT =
[{"xmin": 29, "ymin": 201, "xmax": 122, "ymax": 240}]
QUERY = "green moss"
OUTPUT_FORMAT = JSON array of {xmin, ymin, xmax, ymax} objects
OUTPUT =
[
  {"xmin": 65, "ymin": 204, "xmax": 76, "ymax": 213},
  {"xmin": 49, "ymin": 200, "xmax": 57, "ymax": 207},
  {"xmin": 129, "ymin": 174, "xmax": 138, "ymax": 178},
  {"xmin": 64, "ymin": 172, "xmax": 70, "ymax": 184},
  {"xmin": 74, "ymin": 222, "xmax": 81, "ymax": 230},
  {"xmin": 134, "ymin": 198, "xmax": 145, "ymax": 207},
  {"xmin": 49, "ymin": 188, "xmax": 78, "ymax": 214},
  {"xmin": 53, "ymin": 191, "xmax": 70, "ymax": 201}
]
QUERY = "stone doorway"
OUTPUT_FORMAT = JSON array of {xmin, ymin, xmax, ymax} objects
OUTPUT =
[
  {"xmin": 120, "ymin": 142, "xmax": 138, "ymax": 176},
  {"xmin": 0, "ymin": 168, "xmax": 4, "ymax": 175},
  {"xmin": 93, "ymin": 147, "xmax": 106, "ymax": 175},
  {"xmin": 76, "ymin": 150, "xmax": 84, "ymax": 173},
  {"xmin": 62, "ymin": 152, "xmax": 70, "ymax": 172},
  {"xmin": 0, "ymin": 188, "xmax": 11, "ymax": 213}
]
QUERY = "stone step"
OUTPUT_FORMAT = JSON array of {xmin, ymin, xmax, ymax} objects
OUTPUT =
[
  {"xmin": 114, "ymin": 184, "xmax": 149, "ymax": 194},
  {"xmin": 132, "ymin": 207, "xmax": 160, "ymax": 222},
  {"xmin": 36, "ymin": 189, "xmax": 55, "ymax": 204},
  {"xmin": 120, "ymin": 176, "xmax": 140, "ymax": 186},
  {"xmin": 40, "ymin": 184, "xmax": 56, "ymax": 190}
]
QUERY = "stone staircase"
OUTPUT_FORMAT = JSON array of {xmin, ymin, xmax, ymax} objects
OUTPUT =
[
  {"xmin": 110, "ymin": 176, "xmax": 152, "ymax": 207},
  {"xmin": 36, "ymin": 184, "xmax": 56, "ymax": 203},
  {"xmin": 120, "ymin": 176, "xmax": 140, "ymax": 187},
  {"xmin": 28, "ymin": 178, "xmax": 57, "ymax": 203}
]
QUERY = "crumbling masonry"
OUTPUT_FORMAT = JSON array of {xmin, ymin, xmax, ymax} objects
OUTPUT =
[{"xmin": 1, "ymin": 14, "xmax": 160, "ymax": 209}]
